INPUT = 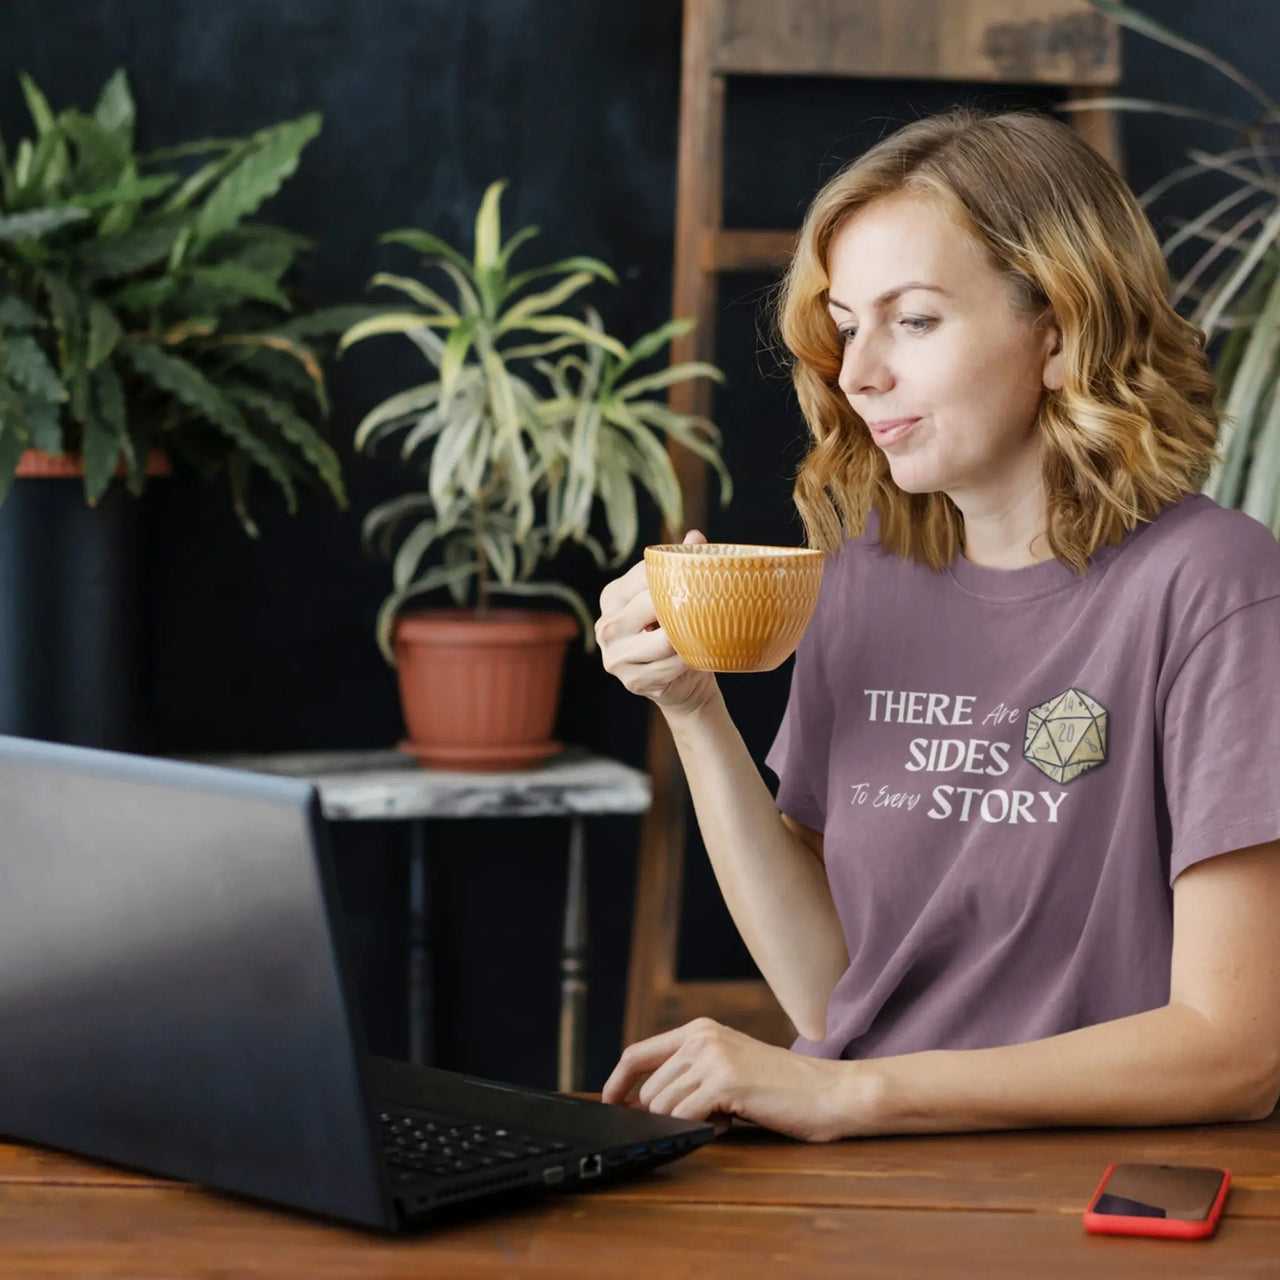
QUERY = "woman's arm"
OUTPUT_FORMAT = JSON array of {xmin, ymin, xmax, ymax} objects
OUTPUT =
[
  {"xmin": 665, "ymin": 692, "xmax": 848, "ymax": 1042},
  {"xmin": 603, "ymin": 839, "xmax": 1280, "ymax": 1139},
  {"xmin": 839, "ymin": 838, "xmax": 1280, "ymax": 1135}
]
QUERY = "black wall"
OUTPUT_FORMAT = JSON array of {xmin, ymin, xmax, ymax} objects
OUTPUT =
[{"xmin": 1, "ymin": 1, "xmax": 1272, "ymax": 1090}]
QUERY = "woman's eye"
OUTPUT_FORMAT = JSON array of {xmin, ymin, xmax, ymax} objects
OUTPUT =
[{"xmin": 837, "ymin": 316, "xmax": 934, "ymax": 345}]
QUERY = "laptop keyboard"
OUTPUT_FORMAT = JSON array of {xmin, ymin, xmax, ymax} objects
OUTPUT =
[{"xmin": 378, "ymin": 1106, "xmax": 574, "ymax": 1182}]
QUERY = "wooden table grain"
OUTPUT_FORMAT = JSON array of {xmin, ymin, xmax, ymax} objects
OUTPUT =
[{"xmin": 6, "ymin": 1110, "xmax": 1280, "ymax": 1277}]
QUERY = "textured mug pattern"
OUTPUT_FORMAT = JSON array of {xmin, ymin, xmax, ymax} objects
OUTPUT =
[{"xmin": 643, "ymin": 543, "xmax": 824, "ymax": 672}]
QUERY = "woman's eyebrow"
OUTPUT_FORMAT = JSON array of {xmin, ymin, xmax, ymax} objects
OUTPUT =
[{"xmin": 827, "ymin": 282, "xmax": 950, "ymax": 312}]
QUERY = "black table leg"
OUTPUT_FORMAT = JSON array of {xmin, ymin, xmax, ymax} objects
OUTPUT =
[{"xmin": 407, "ymin": 819, "xmax": 432, "ymax": 1065}]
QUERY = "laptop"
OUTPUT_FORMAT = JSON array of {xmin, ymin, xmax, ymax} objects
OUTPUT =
[{"xmin": 0, "ymin": 734, "xmax": 715, "ymax": 1231}]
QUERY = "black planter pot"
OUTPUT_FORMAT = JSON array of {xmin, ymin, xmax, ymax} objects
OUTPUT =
[{"xmin": 0, "ymin": 477, "xmax": 145, "ymax": 751}]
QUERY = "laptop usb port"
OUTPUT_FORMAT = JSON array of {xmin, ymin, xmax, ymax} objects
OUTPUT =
[
  {"xmin": 654, "ymin": 1140, "xmax": 675, "ymax": 1153},
  {"xmin": 578, "ymin": 1154, "xmax": 602, "ymax": 1179}
]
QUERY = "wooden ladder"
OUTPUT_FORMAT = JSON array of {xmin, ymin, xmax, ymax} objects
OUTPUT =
[{"xmin": 624, "ymin": 0, "xmax": 1122, "ymax": 1050}]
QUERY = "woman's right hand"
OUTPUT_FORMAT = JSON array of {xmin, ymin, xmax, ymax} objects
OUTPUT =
[{"xmin": 596, "ymin": 529, "xmax": 720, "ymax": 721}]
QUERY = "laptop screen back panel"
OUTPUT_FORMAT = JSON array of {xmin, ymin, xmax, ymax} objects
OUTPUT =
[{"xmin": 0, "ymin": 737, "xmax": 393, "ymax": 1229}]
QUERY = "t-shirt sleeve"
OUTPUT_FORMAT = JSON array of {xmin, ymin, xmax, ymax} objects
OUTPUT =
[
  {"xmin": 1163, "ymin": 595, "xmax": 1280, "ymax": 884},
  {"xmin": 764, "ymin": 610, "xmax": 833, "ymax": 834}
]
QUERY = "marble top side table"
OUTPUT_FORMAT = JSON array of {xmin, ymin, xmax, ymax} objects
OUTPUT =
[{"xmin": 183, "ymin": 746, "xmax": 651, "ymax": 1093}]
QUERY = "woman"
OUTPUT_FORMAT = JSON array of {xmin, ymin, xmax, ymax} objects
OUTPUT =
[{"xmin": 595, "ymin": 108, "xmax": 1280, "ymax": 1142}]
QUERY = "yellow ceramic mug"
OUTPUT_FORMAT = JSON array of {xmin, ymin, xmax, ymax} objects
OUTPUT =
[{"xmin": 643, "ymin": 543, "xmax": 824, "ymax": 672}]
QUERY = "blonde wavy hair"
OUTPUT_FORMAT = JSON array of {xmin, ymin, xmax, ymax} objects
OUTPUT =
[{"xmin": 776, "ymin": 107, "xmax": 1221, "ymax": 573}]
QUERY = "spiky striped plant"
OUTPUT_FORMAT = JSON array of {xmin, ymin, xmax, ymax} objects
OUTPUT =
[
  {"xmin": 340, "ymin": 180, "xmax": 731, "ymax": 662},
  {"xmin": 1066, "ymin": 2, "xmax": 1280, "ymax": 535},
  {"xmin": 0, "ymin": 68, "xmax": 375, "ymax": 533}
]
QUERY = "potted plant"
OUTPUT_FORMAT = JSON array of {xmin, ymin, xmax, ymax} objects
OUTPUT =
[
  {"xmin": 0, "ymin": 68, "xmax": 375, "ymax": 749},
  {"xmin": 1067, "ymin": 2, "xmax": 1280, "ymax": 535},
  {"xmin": 0, "ymin": 67, "xmax": 376, "ymax": 528},
  {"xmin": 339, "ymin": 179, "xmax": 732, "ymax": 770}
]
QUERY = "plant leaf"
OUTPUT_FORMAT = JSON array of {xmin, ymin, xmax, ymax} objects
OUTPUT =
[
  {"xmin": 1204, "ymin": 268, "xmax": 1280, "ymax": 503},
  {"xmin": 0, "ymin": 207, "xmax": 90, "ymax": 242},
  {"xmin": 276, "ymin": 304, "xmax": 388, "ymax": 339},
  {"xmin": 438, "ymin": 314, "xmax": 480, "ymax": 408},
  {"xmin": 621, "ymin": 317, "xmax": 695, "ymax": 371},
  {"xmin": 118, "ymin": 339, "xmax": 297, "ymax": 503},
  {"xmin": 183, "ymin": 262, "xmax": 293, "ymax": 310},
  {"xmin": 193, "ymin": 113, "xmax": 322, "ymax": 249},
  {"xmin": 362, "ymin": 495, "xmax": 434, "ymax": 557},
  {"xmin": 486, "ymin": 581, "xmax": 593, "ymax": 651},
  {"xmin": 369, "ymin": 272, "xmax": 459, "ymax": 318},
  {"xmin": 380, "ymin": 228, "xmax": 473, "ymax": 277},
  {"xmin": 375, "ymin": 561, "xmax": 477, "ymax": 664},
  {"xmin": 504, "ymin": 255, "xmax": 617, "ymax": 301},
  {"xmin": 1196, "ymin": 204, "xmax": 1280, "ymax": 337},
  {"xmin": 58, "ymin": 109, "xmax": 132, "ymax": 190},
  {"xmin": 337, "ymin": 310, "xmax": 456, "ymax": 353},
  {"xmin": 0, "ymin": 295, "xmax": 42, "ymax": 329},
  {"xmin": 1084, "ymin": 0, "xmax": 1280, "ymax": 119},
  {"xmin": 427, "ymin": 403, "xmax": 484, "ymax": 513},
  {"xmin": 0, "ymin": 416, "xmax": 28, "ymax": 505},
  {"xmin": 495, "ymin": 271, "xmax": 599, "ymax": 334},
  {"xmin": 601, "ymin": 401, "xmax": 682, "ymax": 531},
  {"xmin": 80, "ymin": 409, "xmax": 122, "ymax": 506},
  {"xmin": 473, "ymin": 179, "xmax": 507, "ymax": 274},
  {"xmin": 70, "ymin": 172, "xmax": 178, "ymax": 211},
  {"xmin": 1057, "ymin": 96, "xmax": 1251, "ymax": 132},
  {"xmin": 161, "ymin": 141, "xmax": 251, "ymax": 214},
  {"xmin": 497, "ymin": 224, "xmax": 539, "ymax": 274},
  {"xmin": 75, "ymin": 219, "xmax": 185, "ymax": 280},
  {"xmin": 502, "ymin": 314, "xmax": 627, "ymax": 360},
  {"xmin": 217, "ymin": 332, "xmax": 328, "ymax": 413},
  {"xmin": 1240, "ymin": 375, "xmax": 1280, "ymax": 526},
  {"xmin": 498, "ymin": 333, "xmax": 583, "ymax": 361},
  {"xmin": 93, "ymin": 68, "xmax": 135, "ymax": 144},
  {"xmin": 85, "ymin": 300, "xmax": 123, "ymax": 369},
  {"xmin": 393, "ymin": 518, "xmax": 445, "ymax": 590},
  {"xmin": 354, "ymin": 383, "xmax": 442, "ymax": 452},
  {"xmin": 18, "ymin": 72, "xmax": 57, "ymax": 137},
  {"xmin": 480, "ymin": 529, "xmax": 517, "ymax": 586},
  {"xmin": 0, "ymin": 334, "xmax": 66, "ymax": 402},
  {"xmin": 230, "ymin": 384, "xmax": 346, "ymax": 506},
  {"xmin": 617, "ymin": 360, "xmax": 725, "ymax": 400}
]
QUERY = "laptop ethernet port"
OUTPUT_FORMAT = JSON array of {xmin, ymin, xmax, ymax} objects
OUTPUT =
[{"xmin": 578, "ymin": 1154, "xmax": 603, "ymax": 1179}]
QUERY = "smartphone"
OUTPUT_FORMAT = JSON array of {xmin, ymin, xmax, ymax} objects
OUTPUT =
[{"xmin": 1083, "ymin": 1163, "xmax": 1231, "ymax": 1239}]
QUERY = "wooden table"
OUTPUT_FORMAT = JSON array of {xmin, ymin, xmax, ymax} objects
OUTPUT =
[{"xmin": 9, "ymin": 1109, "xmax": 1280, "ymax": 1276}]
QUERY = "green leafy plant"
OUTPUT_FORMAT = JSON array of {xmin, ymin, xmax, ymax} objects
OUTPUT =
[
  {"xmin": 339, "ymin": 179, "xmax": 733, "ymax": 663},
  {"xmin": 0, "ymin": 68, "xmax": 377, "ymax": 532},
  {"xmin": 1066, "ymin": 1, "xmax": 1280, "ymax": 535},
  {"xmin": 0, "ymin": 291, "xmax": 65, "ymax": 479}
]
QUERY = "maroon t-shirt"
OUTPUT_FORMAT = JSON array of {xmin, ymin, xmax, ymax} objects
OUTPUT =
[{"xmin": 765, "ymin": 493, "xmax": 1280, "ymax": 1060}]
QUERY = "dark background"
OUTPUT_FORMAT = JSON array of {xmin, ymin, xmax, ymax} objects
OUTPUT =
[{"xmin": 0, "ymin": 1, "xmax": 1270, "ymax": 1090}]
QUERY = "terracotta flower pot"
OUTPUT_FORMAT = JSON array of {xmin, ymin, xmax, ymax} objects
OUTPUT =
[
  {"xmin": 14, "ymin": 449, "xmax": 172, "ymax": 479},
  {"xmin": 393, "ymin": 607, "xmax": 580, "ymax": 771}
]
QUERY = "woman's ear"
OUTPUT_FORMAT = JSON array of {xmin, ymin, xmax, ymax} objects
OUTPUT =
[{"xmin": 1041, "ymin": 316, "xmax": 1064, "ymax": 392}]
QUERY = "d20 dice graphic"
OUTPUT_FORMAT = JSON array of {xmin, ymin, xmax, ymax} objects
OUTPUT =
[{"xmin": 1023, "ymin": 687, "xmax": 1108, "ymax": 784}]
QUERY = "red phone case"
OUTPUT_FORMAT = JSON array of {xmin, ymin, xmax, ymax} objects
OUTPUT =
[{"xmin": 1083, "ymin": 1163, "xmax": 1231, "ymax": 1239}]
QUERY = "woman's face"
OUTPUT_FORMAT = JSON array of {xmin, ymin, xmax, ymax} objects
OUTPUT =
[{"xmin": 827, "ymin": 193, "xmax": 1062, "ymax": 512}]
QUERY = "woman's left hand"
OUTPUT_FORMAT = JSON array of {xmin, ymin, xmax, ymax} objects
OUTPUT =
[{"xmin": 600, "ymin": 1017, "xmax": 855, "ymax": 1142}]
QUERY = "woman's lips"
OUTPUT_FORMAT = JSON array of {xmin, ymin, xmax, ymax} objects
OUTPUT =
[{"xmin": 868, "ymin": 417, "xmax": 920, "ymax": 446}]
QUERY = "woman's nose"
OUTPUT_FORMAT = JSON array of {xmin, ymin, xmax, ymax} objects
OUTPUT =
[{"xmin": 838, "ymin": 335, "xmax": 895, "ymax": 398}]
